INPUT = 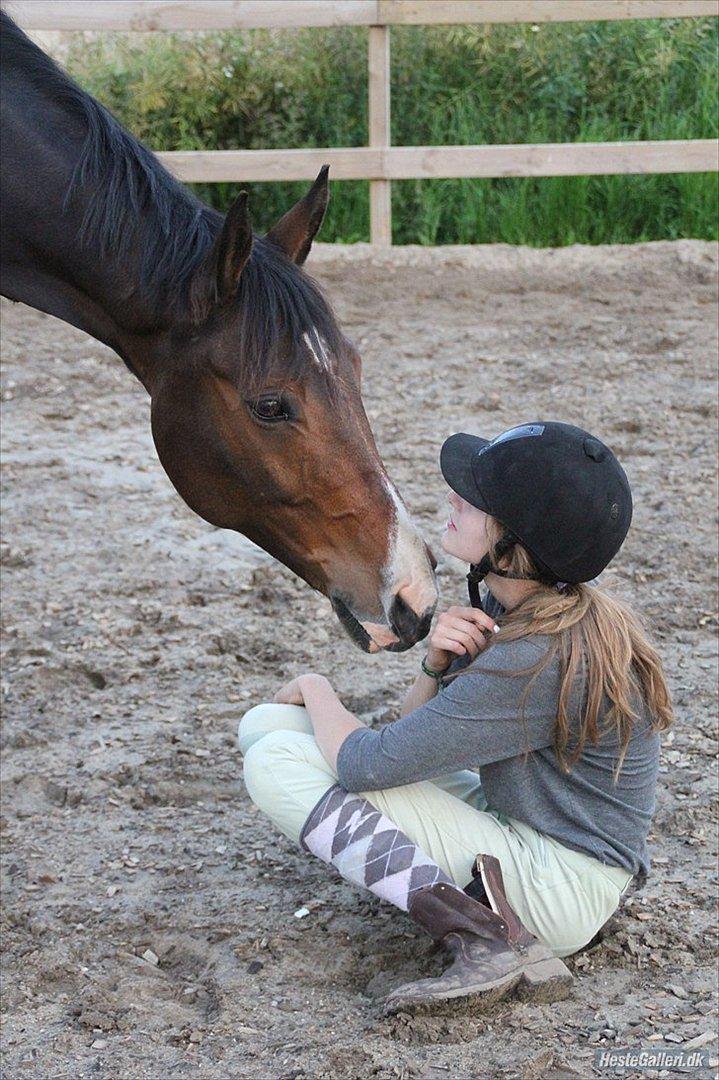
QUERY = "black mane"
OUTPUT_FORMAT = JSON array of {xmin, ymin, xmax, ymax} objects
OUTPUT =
[{"xmin": 1, "ymin": 11, "xmax": 343, "ymax": 387}]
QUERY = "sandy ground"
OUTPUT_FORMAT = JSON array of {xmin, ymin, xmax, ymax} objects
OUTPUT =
[{"xmin": 1, "ymin": 241, "xmax": 717, "ymax": 1080}]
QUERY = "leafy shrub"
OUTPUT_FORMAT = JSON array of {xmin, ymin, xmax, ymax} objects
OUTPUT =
[{"xmin": 64, "ymin": 19, "xmax": 718, "ymax": 245}]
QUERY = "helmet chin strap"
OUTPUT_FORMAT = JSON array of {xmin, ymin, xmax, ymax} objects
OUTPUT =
[
  {"xmin": 466, "ymin": 561, "xmax": 488, "ymax": 610},
  {"xmin": 467, "ymin": 533, "xmax": 558, "ymax": 609}
]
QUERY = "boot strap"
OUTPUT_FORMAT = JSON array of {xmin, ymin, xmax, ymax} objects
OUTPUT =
[{"xmin": 474, "ymin": 853, "xmax": 537, "ymax": 949}]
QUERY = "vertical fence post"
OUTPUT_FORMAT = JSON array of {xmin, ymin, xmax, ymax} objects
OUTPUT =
[{"xmin": 368, "ymin": 23, "xmax": 391, "ymax": 246}]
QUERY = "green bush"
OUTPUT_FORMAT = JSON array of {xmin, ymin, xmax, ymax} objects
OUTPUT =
[{"xmin": 65, "ymin": 19, "xmax": 718, "ymax": 245}]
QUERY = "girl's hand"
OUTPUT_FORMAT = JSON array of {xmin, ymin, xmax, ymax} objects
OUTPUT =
[
  {"xmin": 272, "ymin": 677, "xmax": 306, "ymax": 705},
  {"xmin": 272, "ymin": 673, "xmax": 327, "ymax": 705},
  {"xmin": 426, "ymin": 606, "xmax": 500, "ymax": 671}
]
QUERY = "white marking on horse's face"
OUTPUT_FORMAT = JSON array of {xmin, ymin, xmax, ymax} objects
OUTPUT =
[
  {"xmin": 357, "ymin": 477, "xmax": 438, "ymax": 644},
  {"xmin": 381, "ymin": 479, "xmax": 438, "ymax": 614},
  {"xmin": 302, "ymin": 326, "xmax": 331, "ymax": 372}
]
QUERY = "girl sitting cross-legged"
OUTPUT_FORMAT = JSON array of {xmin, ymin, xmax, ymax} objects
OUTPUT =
[{"xmin": 237, "ymin": 421, "xmax": 673, "ymax": 1013}]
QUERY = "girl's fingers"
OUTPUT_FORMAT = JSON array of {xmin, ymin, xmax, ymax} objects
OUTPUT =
[
  {"xmin": 430, "ymin": 632, "xmax": 465, "ymax": 656},
  {"xmin": 443, "ymin": 617, "xmax": 488, "ymax": 650},
  {"xmin": 431, "ymin": 606, "xmax": 501, "ymax": 658},
  {"xmin": 444, "ymin": 606, "xmax": 500, "ymax": 635},
  {"xmin": 273, "ymin": 680, "xmax": 304, "ymax": 705},
  {"xmin": 432, "ymin": 639, "xmax": 468, "ymax": 657},
  {"xmin": 433, "ymin": 629, "xmax": 482, "ymax": 658},
  {"xmin": 463, "ymin": 609, "xmax": 501, "ymax": 635},
  {"xmin": 436, "ymin": 617, "xmax": 498, "ymax": 639},
  {"xmin": 434, "ymin": 618, "xmax": 497, "ymax": 657}
]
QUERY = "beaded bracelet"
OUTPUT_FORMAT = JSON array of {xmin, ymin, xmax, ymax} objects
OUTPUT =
[{"xmin": 421, "ymin": 654, "xmax": 450, "ymax": 682}]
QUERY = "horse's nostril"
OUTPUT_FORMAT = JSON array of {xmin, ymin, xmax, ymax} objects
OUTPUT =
[
  {"xmin": 389, "ymin": 594, "xmax": 433, "ymax": 645},
  {"xmin": 415, "ymin": 609, "xmax": 434, "ymax": 642}
]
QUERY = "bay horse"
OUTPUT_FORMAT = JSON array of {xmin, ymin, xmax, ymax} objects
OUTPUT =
[{"xmin": 0, "ymin": 12, "xmax": 437, "ymax": 653}]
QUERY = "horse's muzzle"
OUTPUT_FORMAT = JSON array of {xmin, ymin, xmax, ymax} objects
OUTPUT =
[{"xmin": 330, "ymin": 592, "xmax": 434, "ymax": 653}]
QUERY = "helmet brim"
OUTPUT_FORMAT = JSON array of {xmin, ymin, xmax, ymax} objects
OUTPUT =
[{"xmin": 439, "ymin": 432, "xmax": 491, "ymax": 511}]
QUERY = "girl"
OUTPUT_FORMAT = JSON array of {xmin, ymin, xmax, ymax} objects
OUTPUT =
[{"xmin": 238, "ymin": 421, "xmax": 672, "ymax": 1013}]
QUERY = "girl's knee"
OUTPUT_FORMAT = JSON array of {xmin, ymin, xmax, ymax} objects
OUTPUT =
[
  {"xmin": 242, "ymin": 730, "xmax": 283, "ymax": 810},
  {"xmin": 242, "ymin": 729, "xmax": 320, "ymax": 812},
  {"xmin": 237, "ymin": 703, "xmax": 275, "ymax": 754},
  {"xmin": 237, "ymin": 702, "xmax": 308, "ymax": 755}
]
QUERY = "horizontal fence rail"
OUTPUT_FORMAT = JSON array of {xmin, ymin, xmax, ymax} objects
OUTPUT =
[
  {"xmin": 157, "ymin": 141, "xmax": 719, "ymax": 182},
  {"xmin": 4, "ymin": 0, "xmax": 718, "ymax": 245},
  {"xmin": 5, "ymin": 1, "xmax": 719, "ymax": 31}
]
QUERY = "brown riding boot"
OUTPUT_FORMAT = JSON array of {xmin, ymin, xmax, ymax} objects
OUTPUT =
[{"xmin": 383, "ymin": 852, "xmax": 574, "ymax": 1014}]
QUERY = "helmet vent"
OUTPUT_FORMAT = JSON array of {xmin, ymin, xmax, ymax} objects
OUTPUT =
[{"xmin": 583, "ymin": 437, "xmax": 606, "ymax": 462}]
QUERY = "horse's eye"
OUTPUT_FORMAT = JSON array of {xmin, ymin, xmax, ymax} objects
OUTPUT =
[{"xmin": 249, "ymin": 396, "xmax": 290, "ymax": 423}]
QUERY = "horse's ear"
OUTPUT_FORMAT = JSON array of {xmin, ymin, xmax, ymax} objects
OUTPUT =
[
  {"xmin": 213, "ymin": 190, "xmax": 253, "ymax": 303},
  {"xmin": 191, "ymin": 191, "xmax": 253, "ymax": 320},
  {"xmin": 265, "ymin": 166, "xmax": 329, "ymax": 265}
]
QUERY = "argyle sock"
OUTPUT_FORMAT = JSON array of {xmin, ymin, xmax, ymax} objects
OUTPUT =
[{"xmin": 299, "ymin": 784, "xmax": 459, "ymax": 912}]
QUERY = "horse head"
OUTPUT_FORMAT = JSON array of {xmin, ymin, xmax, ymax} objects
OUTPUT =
[{"xmin": 147, "ymin": 170, "xmax": 438, "ymax": 652}]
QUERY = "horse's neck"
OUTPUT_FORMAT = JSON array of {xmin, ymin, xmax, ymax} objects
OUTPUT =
[
  {"xmin": 1, "ymin": 98, "xmax": 121, "ymax": 340},
  {"xmin": 0, "ymin": 23, "xmax": 200, "ymax": 379}
]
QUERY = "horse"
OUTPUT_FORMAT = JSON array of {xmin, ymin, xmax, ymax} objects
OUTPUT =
[{"xmin": 0, "ymin": 12, "xmax": 438, "ymax": 653}]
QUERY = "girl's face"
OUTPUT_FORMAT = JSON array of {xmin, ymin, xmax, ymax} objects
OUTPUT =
[{"xmin": 441, "ymin": 490, "xmax": 492, "ymax": 564}]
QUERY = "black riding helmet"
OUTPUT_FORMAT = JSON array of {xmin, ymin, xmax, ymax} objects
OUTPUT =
[{"xmin": 439, "ymin": 421, "xmax": 632, "ymax": 604}]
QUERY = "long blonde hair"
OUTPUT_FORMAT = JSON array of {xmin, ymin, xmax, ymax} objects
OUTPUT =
[{"xmin": 446, "ymin": 516, "xmax": 673, "ymax": 782}]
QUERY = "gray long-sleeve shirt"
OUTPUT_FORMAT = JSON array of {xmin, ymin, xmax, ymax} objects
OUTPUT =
[{"xmin": 336, "ymin": 590, "xmax": 660, "ymax": 880}]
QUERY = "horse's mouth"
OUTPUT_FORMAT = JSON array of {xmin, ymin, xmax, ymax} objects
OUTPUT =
[
  {"xmin": 330, "ymin": 596, "xmax": 378, "ymax": 652},
  {"xmin": 330, "ymin": 596, "xmax": 412, "ymax": 654}
]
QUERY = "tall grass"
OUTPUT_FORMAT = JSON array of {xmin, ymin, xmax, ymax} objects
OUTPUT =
[{"xmin": 64, "ymin": 19, "xmax": 718, "ymax": 245}]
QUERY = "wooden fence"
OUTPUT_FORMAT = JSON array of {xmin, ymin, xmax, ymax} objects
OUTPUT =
[{"xmin": 5, "ymin": 0, "xmax": 719, "ymax": 245}]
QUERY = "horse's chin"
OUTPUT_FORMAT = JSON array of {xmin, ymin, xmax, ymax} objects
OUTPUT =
[
  {"xmin": 330, "ymin": 597, "xmax": 406, "ymax": 653},
  {"xmin": 360, "ymin": 620, "xmax": 411, "ymax": 653}
]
